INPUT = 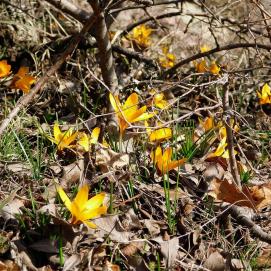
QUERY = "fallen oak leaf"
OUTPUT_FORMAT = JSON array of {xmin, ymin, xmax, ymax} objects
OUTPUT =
[{"xmin": 208, "ymin": 178, "xmax": 256, "ymax": 210}]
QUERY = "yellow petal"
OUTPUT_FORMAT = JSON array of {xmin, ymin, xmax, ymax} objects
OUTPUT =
[
  {"xmin": 262, "ymin": 83, "xmax": 271, "ymax": 96},
  {"xmin": 0, "ymin": 60, "xmax": 11, "ymax": 78},
  {"xmin": 16, "ymin": 66, "xmax": 29, "ymax": 78},
  {"xmin": 200, "ymin": 45, "xmax": 210, "ymax": 53},
  {"xmin": 57, "ymin": 186, "xmax": 72, "ymax": 212},
  {"xmin": 53, "ymin": 123, "xmax": 62, "ymax": 142},
  {"xmin": 109, "ymin": 93, "xmax": 122, "ymax": 114},
  {"xmin": 84, "ymin": 192, "xmax": 106, "ymax": 211},
  {"xmin": 83, "ymin": 220, "xmax": 97, "ymax": 229},
  {"xmin": 195, "ymin": 59, "xmax": 208, "ymax": 73},
  {"xmin": 165, "ymin": 158, "xmax": 186, "ymax": 173},
  {"xmin": 149, "ymin": 128, "xmax": 172, "ymax": 142},
  {"xmin": 90, "ymin": 127, "xmax": 100, "ymax": 144},
  {"xmin": 209, "ymin": 61, "xmax": 220, "ymax": 75},
  {"xmin": 151, "ymin": 146, "xmax": 162, "ymax": 165},
  {"xmin": 15, "ymin": 75, "xmax": 36, "ymax": 93},
  {"xmin": 74, "ymin": 184, "xmax": 89, "ymax": 209},
  {"xmin": 77, "ymin": 132, "xmax": 90, "ymax": 152},
  {"xmin": 80, "ymin": 205, "xmax": 107, "ymax": 220}
]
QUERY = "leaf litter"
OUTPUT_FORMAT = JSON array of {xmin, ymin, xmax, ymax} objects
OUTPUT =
[{"xmin": 0, "ymin": 1, "xmax": 271, "ymax": 270}]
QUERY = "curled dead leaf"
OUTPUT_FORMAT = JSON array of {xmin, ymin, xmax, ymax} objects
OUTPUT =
[{"xmin": 121, "ymin": 241, "xmax": 144, "ymax": 257}]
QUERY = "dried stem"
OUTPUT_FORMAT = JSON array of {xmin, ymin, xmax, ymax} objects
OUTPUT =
[
  {"xmin": 0, "ymin": 14, "xmax": 97, "ymax": 138},
  {"xmin": 88, "ymin": 0, "xmax": 119, "ymax": 131},
  {"xmin": 222, "ymin": 83, "xmax": 241, "ymax": 188}
]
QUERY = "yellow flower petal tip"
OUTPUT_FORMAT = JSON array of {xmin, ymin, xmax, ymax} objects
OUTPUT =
[
  {"xmin": 0, "ymin": 60, "xmax": 11, "ymax": 78},
  {"xmin": 151, "ymin": 146, "xmax": 186, "ymax": 175},
  {"xmin": 110, "ymin": 92, "xmax": 154, "ymax": 136},
  {"xmin": 57, "ymin": 184, "xmax": 107, "ymax": 228}
]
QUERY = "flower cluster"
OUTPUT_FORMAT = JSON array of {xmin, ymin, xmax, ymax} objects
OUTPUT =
[
  {"xmin": 0, "ymin": 60, "xmax": 36, "ymax": 93},
  {"xmin": 47, "ymin": 123, "xmax": 106, "ymax": 152}
]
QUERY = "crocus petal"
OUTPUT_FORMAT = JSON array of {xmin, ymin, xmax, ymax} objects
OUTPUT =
[
  {"xmin": 57, "ymin": 186, "xmax": 72, "ymax": 212},
  {"xmin": 80, "ymin": 205, "xmax": 107, "ymax": 220},
  {"xmin": 151, "ymin": 146, "xmax": 162, "ymax": 165},
  {"xmin": 84, "ymin": 192, "xmax": 106, "ymax": 210},
  {"xmin": 0, "ymin": 60, "xmax": 11, "ymax": 78},
  {"xmin": 84, "ymin": 220, "xmax": 97, "ymax": 229},
  {"xmin": 74, "ymin": 184, "xmax": 89, "ymax": 209},
  {"xmin": 17, "ymin": 66, "xmax": 29, "ymax": 78},
  {"xmin": 53, "ymin": 123, "xmax": 62, "ymax": 142},
  {"xmin": 77, "ymin": 132, "xmax": 89, "ymax": 152},
  {"xmin": 90, "ymin": 127, "xmax": 100, "ymax": 144},
  {"xmin": 165, "ymin": 158, "xmax": 186, "ymax": 173},
  {"xmin": 209, "ymin": 61, "xmax": 220, "ymax": 75},
  {"xmin": 109, "ymin": 93, "xmax": 122, "ymax": 114},
  {"xmin": 14, "ymin": 75, "xmax": 35, "ymax": 93},
  {"xmin": 123, "ymin": 93, "xmax": 138, "ymax": 112},
  {"xmin": 162, "ymin": 147, "xmax": 172, "ymax": 164},
  {"xmin": 63, "ymin": 131, "xmax": 78, "ymax": 146},
  {"xmin": 149, "ymin": 128, "xmax": 172, "ymax": 142}
]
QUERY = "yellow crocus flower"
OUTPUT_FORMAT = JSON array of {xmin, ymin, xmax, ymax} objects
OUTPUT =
[
  {"xmin": 77, "ymin": 127, "xmax": 101, "ymax": 152},
  {"xmin": 110, "ymin": 92, "xmax": 154, "ymax": 136},
  {"xmin": 0, "ymin": 60, "xmax": 11, "ymax": 78},
  {"xmin": 257, "ymin": 83, "xmax": 271, "ymax": 105},
  {"xmin": 209, "ymin": 61, "xmax": 220, "ymax": 75},
  {"xmin": 48, "ymin": 123, "xmax": 78, "ymax": 151},
  {"xmin": 151, "ymin": 146, "xmax": 186, "ymax": 175},
  {"xmin": 57, "ymin": 184, "xmax": 107, "ymax": 229},
  {"xmin": 11, "ymin": 66, "xmax": 36, "ymax": 93},
  {"xmin": 128, "ymin": 24, "xmax": 152, "ymax": 48},
  {"xmin": 194, "ymin": 59, "xmax": 208, "ymax": 73}
]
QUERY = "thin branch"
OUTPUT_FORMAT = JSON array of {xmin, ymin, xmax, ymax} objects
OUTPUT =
[
  {"xmin": 88, "ymin": 0, "xmax": 119, "ymax": 131},
  {"xmin": 119, "ymin": 11, "xmax": 182, "ymax": 37},
  {"xmin": 165, "ymin": 42, "xmax": 271, "ymax": 76},
  {"xmin": 222, "ymin": 82, "xmax": 241, "ymax": 188},
  {"xmin": 222, "ymin": 203, "xmax": 271, "ymax": 244},
  {"xmin": 0, "ymin": 14, "xmax": 97, "ymax": 138}
]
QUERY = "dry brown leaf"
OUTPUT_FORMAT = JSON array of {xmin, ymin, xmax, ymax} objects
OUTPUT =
[
  {"xmin": 91, "ymin": 215, "xmax": 132, "ymax": 243},
  {"xmin": 203, "ymin": 251, "xmax": 225, "ymax": 271},
  {"xmin": 153, "ymin": 236, "xmax": 179, "ymax": 268},
  {"xmin": 0, "ymin": 199, "xmax": 24, "ymax": 220},
  {"xmin": 209, "ymin": 179, "xmax": 271, "ymax": 210},
  {"xmin": 96, "ymin": 147, "xmax": 129, "ymax": 169},
  {"xmin": 60, "ymin": 159, "xmax": 84, "ymax": 188},
  {"xmin": 121, "ymin": 241, "xmax": 144, "ymax": 257},
  {"xmin": 103, "ymin": 261, "xmax": 121, "ymax": 271},
  {"xmin": 249, "ymin": 182, "xmax": 271, "ymax": 210},
  {"xmin": 208, "ymin": 178, "xmax": 256, "ymax": 209},
  {"xmin": 63, "ymin": 254, "xmax": 81, "ymax": 271}
]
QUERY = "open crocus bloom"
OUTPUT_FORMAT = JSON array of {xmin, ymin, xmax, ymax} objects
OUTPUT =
[
  {"xmin": 77, "ymin": 127, "xmax": 101, "ymax": 152},
  {"xmin": 151, "ymin": 146, "xmax": 186, "ymax": 175},
  {"xmin": 48, "ymin": 123, "xmax": 78, "ymax": 151},
  {"xmin": 257, "ymin": 83, "xmax": 271, "ymax": 105},
  {"xmin": 0, "ymin": 60, "xmax": 11, "ymax": 78},
  {"xmin": 129, "ymin": 24, "xmax": 152, "ymax": 48},
  {"xmin": 57, "ymin": 184, "xmax": 107, "ymax": 229},
  {"xmin": 110, "ymin": 92, "xmax": 154, "ymax": 136},
  {"xmin": 11, "ymin": 66, "xmax": 36, "ymax": 93}
]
